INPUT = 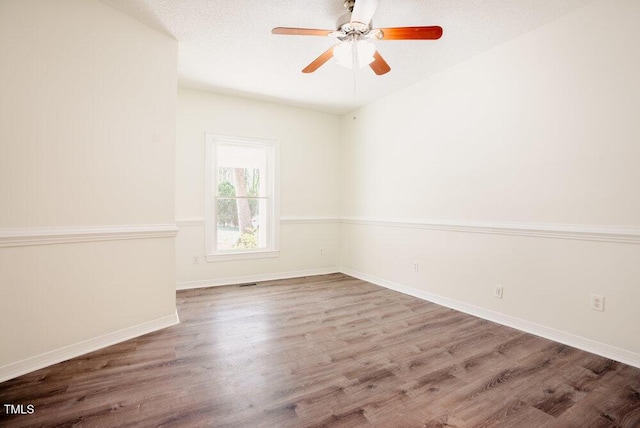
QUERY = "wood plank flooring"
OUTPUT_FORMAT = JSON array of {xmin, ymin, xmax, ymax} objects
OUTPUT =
[{"xmin": 1, "ymin": 273, "xmax": 639, "ymax": 427}]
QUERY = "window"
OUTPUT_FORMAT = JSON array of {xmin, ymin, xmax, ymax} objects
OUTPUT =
[{"xmin": 205, "ymin": 134, "xmax": 279, "ymax": 261}]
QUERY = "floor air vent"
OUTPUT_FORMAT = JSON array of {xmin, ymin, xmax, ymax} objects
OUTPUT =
[{"xmin": 237, "ymin": 282, "xmax": 258, "ymax": 287}]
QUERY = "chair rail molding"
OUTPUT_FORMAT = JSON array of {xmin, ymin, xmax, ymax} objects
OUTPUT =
[
  {"xmin": 0, "ymin": 224, "xmax": 179, "ymax": 248},
  {"xmin": 341, "ymin": 217, "xmax": 640, "ymax": 245},
  {"xmin": 175, "ymin": 217, "xmax": 340, "ymax": 228},
  {"xmin": 175, "ymin": 216, "xmax": 640, "ymax": 243}
]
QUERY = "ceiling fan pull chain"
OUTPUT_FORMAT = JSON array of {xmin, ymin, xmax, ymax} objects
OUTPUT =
[
  {"xmin": 352, "ymin": 37, "xmax": 358, "ymax": 111},
  {"xmin": 353, "ymin": 67, "xmax": 357, "ymax": 111},
  {"xmin": 353, "ymin": 48, "xmax": 357, "ymax": 111},
  {"xmin": 352, "ymin": 36, "xmax": 359, "ymax": 70}
]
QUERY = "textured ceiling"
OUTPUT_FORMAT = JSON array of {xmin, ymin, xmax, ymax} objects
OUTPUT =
[{"xmin": 101, "ymin": 0, "xmax": 595, "ymax": 114}]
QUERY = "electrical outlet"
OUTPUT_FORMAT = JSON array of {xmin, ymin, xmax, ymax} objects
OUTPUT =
[
  {"xmin": 193, "ymin": 256, "xmax": 199, "ymax": 264},
  {"xmin": 494, "ymin": 286, "xmax": 503, "ymax": 299},
  {"xmin": 319, "ymin": 247, "xmax": 324, "ymax": 255},
  {"xmin": 591, "ymin": 294, "xmax": 605, "ymax": 312},
  {"xmin": 413, "ymin": 262, "xmax": 419, "ymax": 272}
]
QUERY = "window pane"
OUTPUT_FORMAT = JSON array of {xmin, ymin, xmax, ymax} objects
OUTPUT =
[
  {"xmin": 217, "ymin": 167, "xmax": 262, "ymax": 198},
  {"xmin": 216, "ymin": 198, "xmax": 268, "ymax": 251},
  {"xmin": 216, "ymin": 144, "xmax": 267, "ymax": 197}
]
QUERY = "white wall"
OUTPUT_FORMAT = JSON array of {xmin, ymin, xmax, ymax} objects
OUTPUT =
[
  {"xmin": 175, "ymin": 89, "xmax": 341, "ymax": 287},
  {"xmin": 340, "ymin": 0, "xmax": 640, "ymax": 360},
  {"xmin": 0, "ymin": 0, "xmax": 178, "ymax": 379}
]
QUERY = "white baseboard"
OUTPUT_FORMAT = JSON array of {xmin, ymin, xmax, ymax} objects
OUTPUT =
[
  {"xmin": 176, "ymin": 267, "xmax": 340, "ymax": 290},
  {"xmin": 340, "ymin": 267, "xmax": 640, "ymax": 369},
  {"xmin": 0, "ymin": 312, "xmax": 180, "ymax": 383}
]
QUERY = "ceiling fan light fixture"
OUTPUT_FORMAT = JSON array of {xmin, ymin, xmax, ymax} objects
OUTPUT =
[{"xmin": 333, "ymin": 39, "xmax": 376, "ymax": 69}]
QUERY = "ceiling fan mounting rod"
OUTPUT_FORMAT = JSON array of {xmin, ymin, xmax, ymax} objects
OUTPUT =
[
  {"xmin": 343, "ymin": 0, "xmax": 355, "ymax": 12},
  {"xmin": 336, "ymin": 0, "xmax": 375, "ymax": 38}
]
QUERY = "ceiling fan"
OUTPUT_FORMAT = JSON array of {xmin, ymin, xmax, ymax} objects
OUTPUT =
[{"xmin": 271, "ymin": 0, "xmax": 443, "ymax": 75}]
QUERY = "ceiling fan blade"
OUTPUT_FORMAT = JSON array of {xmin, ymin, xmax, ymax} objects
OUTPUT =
[
  {"xmin": 302, "ymin": 45, "xmax": 335, "ymax": 73},
  {"xmin": 272, "ymin": 27, "xmax": 334, "ymax": 36},
  {"xmin": 377, "ymin": 26, "xmax": 443, "ymax": 40},
  {"xmin": 369, "ymin": 50, "xmax": 390, "ymax": 75},
  {"xmin": 351, "ymin": 0, "xmax": 379, "ymax": 26}
]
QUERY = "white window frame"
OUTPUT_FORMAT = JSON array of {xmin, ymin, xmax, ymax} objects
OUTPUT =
[{"xmin": 205, "ymin": 133, "xmax": 280, "ymax": 262}]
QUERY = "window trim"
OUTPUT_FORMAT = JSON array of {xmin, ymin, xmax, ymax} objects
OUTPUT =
[{"xmin": 204, "ymin": 133, "xmax": 280, "ymax": 262}]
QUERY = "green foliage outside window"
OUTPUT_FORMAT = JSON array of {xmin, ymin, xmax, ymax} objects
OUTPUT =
[
  {"xmin": 236, "ymin": 227, "xmax": 258, "ymax": 249},
  {"xmin": 217, "ymin": 180, "xmax": 237, "ymax": 227}
]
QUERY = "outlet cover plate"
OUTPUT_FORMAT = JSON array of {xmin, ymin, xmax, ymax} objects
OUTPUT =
[{"xmin": 591, "ymin": 294, "xmax": 605, "ymax": 312}]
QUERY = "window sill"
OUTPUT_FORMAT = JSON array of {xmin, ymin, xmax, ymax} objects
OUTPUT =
[{"xmin": 205, "ymin": 250, "xmax": 279, "ymax": 262}]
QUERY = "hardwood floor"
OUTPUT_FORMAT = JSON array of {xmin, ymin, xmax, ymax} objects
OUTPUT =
[{"xmin": 1, "ymin": 273, "xmax": 639, "ymax": 427}]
